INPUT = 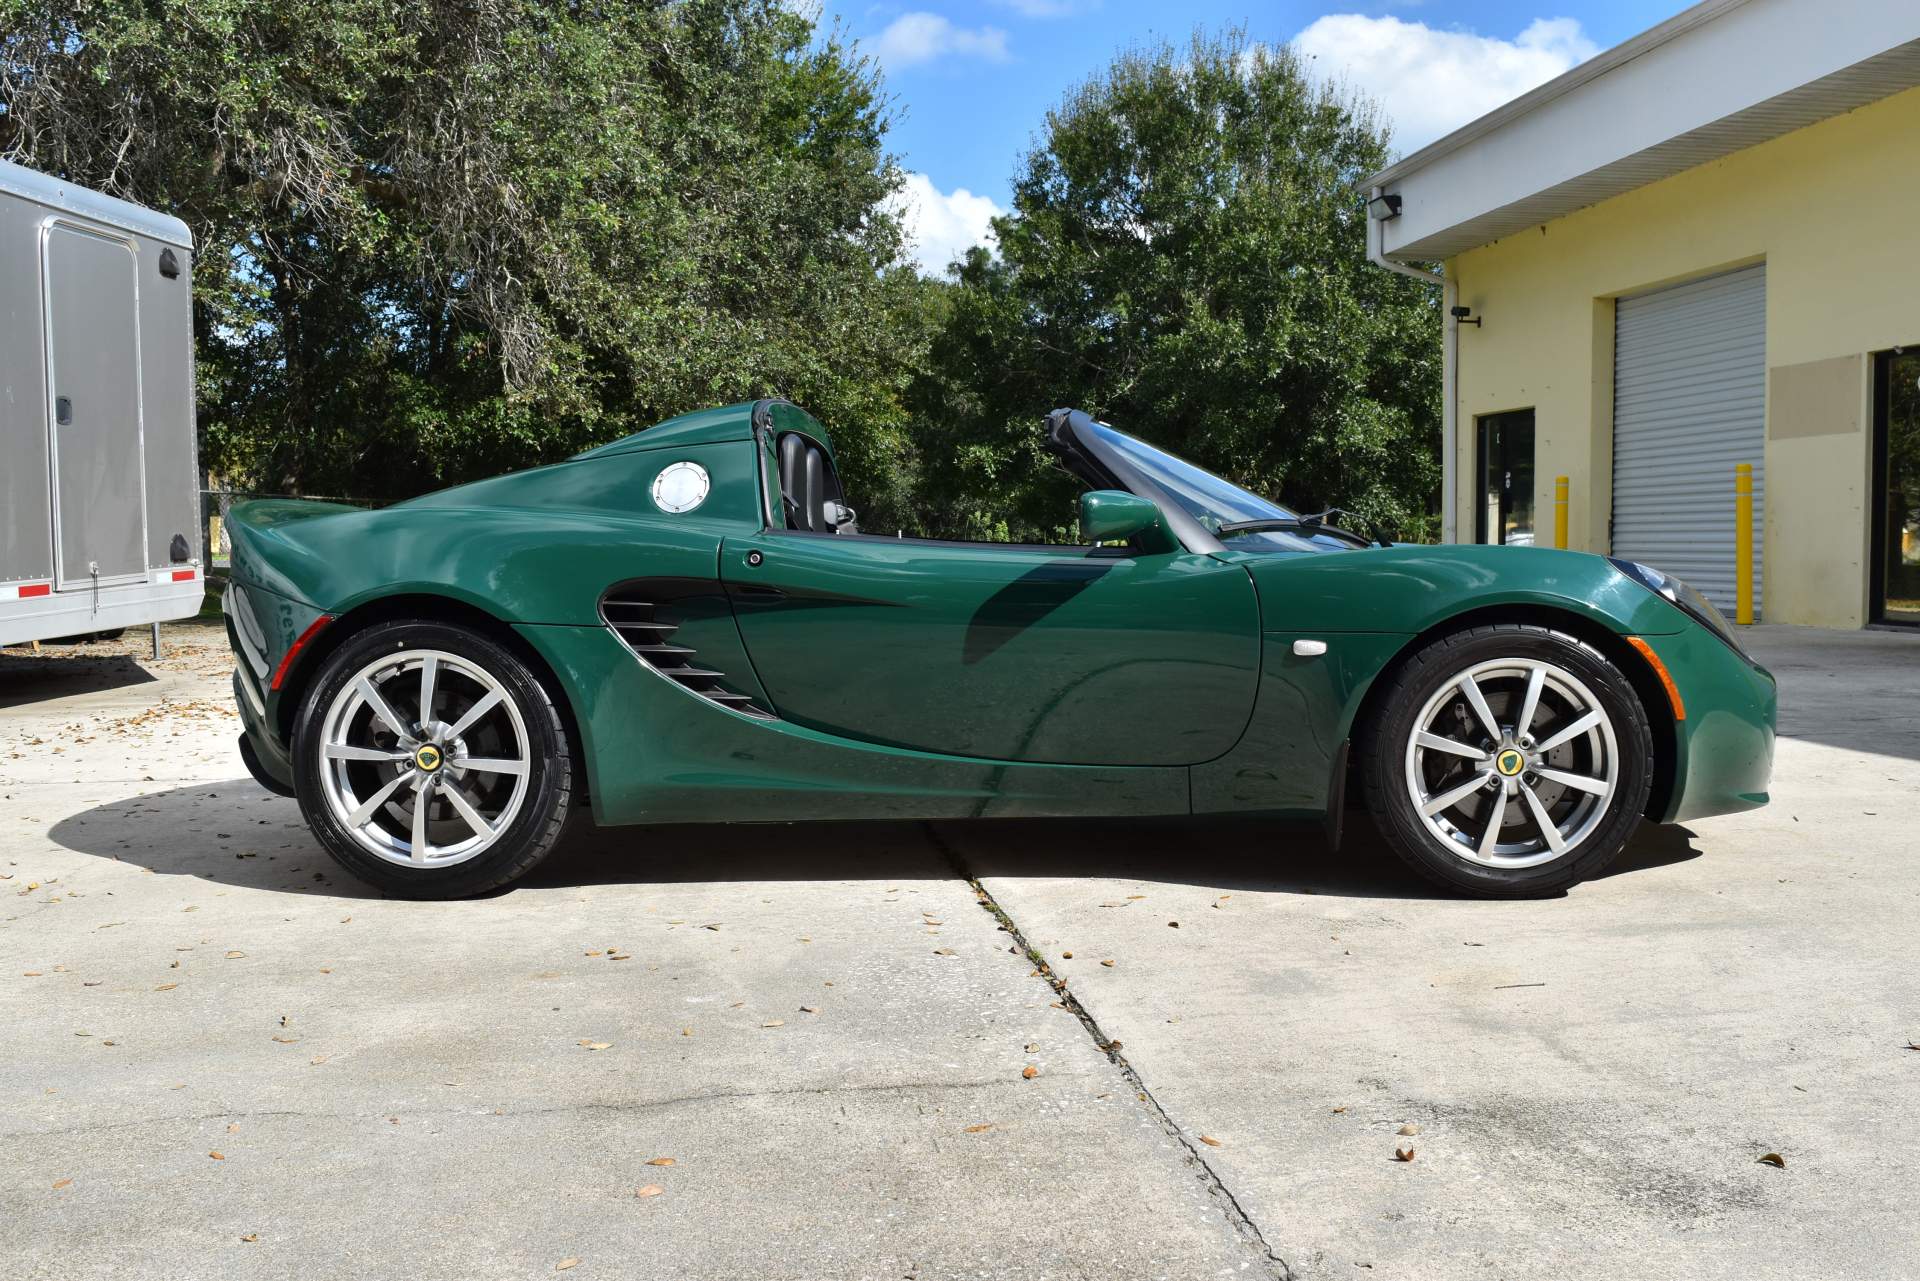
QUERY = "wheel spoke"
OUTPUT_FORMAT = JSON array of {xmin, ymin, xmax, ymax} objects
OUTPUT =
[
  {"xmin": 440, "ymin": 781, "xmax": 495, "ymax": 838},
  {"xmin": 1477, "ymin": 786, "xmax": 1509, "ymax": 858},
  {"xmin": 410, "ymin": 776, "xmax": 433, "ymax": 861},
  {"xmin": 346, "ymin": 771, "xmax": 413, "ymax": 827},
  {"xmin": 1518, "ymin": 780, "xmax": 1568, "ymax": 856},
  {"xmin": 1416, "ymin": 731, "xmax": 1490, "ymax": 762},
  {"xmin": 355, "ymin": 677, "xmax": 412, "ymax": 741},
  {"xmin": 324, "ymin": 744, "xmax": 411, "ymax": 763},
  {"xmin": 1535, "ymin": 766, "xmax": 1608, "ymax": 797},
  {"xmin": 419, "ymin": 656, "xmax": 440, "ymax": 727},
  {"xmin": 1535, "ymin": 708, "xmax": 1604, "ymax": 754},
  {"xmin": 1515, "ymin": 665, "xmax": 1545, "ymax": 741},
  {"xmin": 1457, "ymin": 674, "xmax": 1503, "ymax": 743},
  {"xmin": 445, "ymin": 688, "xmax": 504, "ymax": 741},
  {"xmin": 1422, "ymin": 770, "xmax": 1494, "ymax": 817},
  {"xmin": 457, "ymin": 756, "xmax": 527, "ymax": 777}
]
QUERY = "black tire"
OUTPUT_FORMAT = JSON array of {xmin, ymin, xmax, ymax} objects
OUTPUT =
[
  {"xmin": 291, "ymin": 620, "xmax": 573, "ymax": 898},
  {"xmin": 1359, "ymin": 623, "xmax": 1653, "ymax": 898}
]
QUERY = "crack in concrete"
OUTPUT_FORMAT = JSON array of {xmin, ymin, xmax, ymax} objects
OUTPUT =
[{"xmin": 925, "ymin": 822, "xmax": 1295, "ymax": 1281}]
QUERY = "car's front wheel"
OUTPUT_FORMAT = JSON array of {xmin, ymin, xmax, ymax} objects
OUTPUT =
[
  {"xmin": 1360, "ymin": 624, "xmax": 1653, "ymax": 897},
  {"xmin": 292, "ymin": 620, "xmax": 572, "ymax": 898}
]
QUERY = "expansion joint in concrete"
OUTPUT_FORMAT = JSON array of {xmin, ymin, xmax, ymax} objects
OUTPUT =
[{"xmin": 924, "ymin": 822, "xmax": 1295, "ymax": 1281}]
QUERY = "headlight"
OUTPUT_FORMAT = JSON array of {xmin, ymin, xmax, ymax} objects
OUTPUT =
[{"xmin": 1609, "ymin": 558, "xmax": 1750, "ymax": 660}]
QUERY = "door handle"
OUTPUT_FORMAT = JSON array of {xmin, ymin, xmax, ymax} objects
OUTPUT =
[
  {"xmin": 55, "ymin": 396, "xmax": 72, "ymax": 426},
  {"xmin": 733, "ymin": 584, "xmax": 785, "ymax": 600}
]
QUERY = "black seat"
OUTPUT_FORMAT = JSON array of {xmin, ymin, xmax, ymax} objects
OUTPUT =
[{"xmin": 775, "ymin": 431, "xmax": 853, "ymax": 534}]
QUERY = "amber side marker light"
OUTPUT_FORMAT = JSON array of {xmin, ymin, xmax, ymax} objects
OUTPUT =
[
  {"xmin": 271, "ymin": 615, "xmax": 335, "ymax": 691},
  {"xmin": 1626, "ymin": 637, "xmax": 1686, "ymax": 721}
]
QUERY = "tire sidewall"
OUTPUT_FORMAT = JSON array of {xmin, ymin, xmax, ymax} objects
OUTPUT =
[
  {"xmin": 1366, "ymin": 625, "xmax": 1653, "ymax": 896},
  {"xmin": 292, "ymin": 620, "xmax": 570, "ymax": 898}
]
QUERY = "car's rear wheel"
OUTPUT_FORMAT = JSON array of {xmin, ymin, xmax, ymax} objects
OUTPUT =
[
  {"xmin": 1360, "ymin": 624, "xmax": 1653, "ymax": 897},
  {"xmin": 292, "ymin": 620, "xmax": 572, "ymax": 898}
]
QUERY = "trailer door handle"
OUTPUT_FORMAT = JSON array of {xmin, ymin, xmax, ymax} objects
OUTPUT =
[{"xmin": 55, "ymin": 396, "xmax": 72, "ymax": 426}]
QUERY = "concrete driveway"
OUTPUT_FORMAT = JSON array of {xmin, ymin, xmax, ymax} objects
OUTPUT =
[{"xmin": 2, "ymin": 621, "xmax": 1915, "ymax": 1280}]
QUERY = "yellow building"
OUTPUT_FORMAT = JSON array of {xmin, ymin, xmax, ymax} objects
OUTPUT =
[{"xmin": 1364, "ymin": 0, "xmax": 1920, "ymax": 628}]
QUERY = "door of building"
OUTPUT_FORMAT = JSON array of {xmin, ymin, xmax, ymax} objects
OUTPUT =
[
  {"xmin": 1612, "ymin": 264, "xmax": 1766, "ymax": 615},
  {"xmin": 1872, "ymin": 348, "xmax": 1920, "ymax": 626},
  {"xmin": 1476, "ymin": 409, "xmax": 1535, "ymax": 546}
]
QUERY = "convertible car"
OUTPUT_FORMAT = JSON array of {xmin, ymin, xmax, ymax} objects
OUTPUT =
[{"xmin": 223, "ymin": 401, "xmax": 1775, "ymax": 899}]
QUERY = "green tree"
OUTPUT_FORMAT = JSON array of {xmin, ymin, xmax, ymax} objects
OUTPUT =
[
  {"xmin": 1, "ymin": 0, "xmax": 930, "ymax": 522},
  {"xmin": 906, "ymin": 30, "xmax": 1441, "ymax": 542}
]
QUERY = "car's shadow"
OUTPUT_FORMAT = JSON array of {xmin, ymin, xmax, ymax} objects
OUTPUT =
[{"xmin": 45, "ymin": 778, "xmax": 1704, "ymax": 901}]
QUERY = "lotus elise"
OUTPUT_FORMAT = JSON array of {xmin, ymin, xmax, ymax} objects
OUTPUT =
[{"xmin": 223, "ymin": 401, "xmax": 1776, "ymax": 899}]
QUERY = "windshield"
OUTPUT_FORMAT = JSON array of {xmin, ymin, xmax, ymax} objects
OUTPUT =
[{"xmin": 1087, "ymin": 422, "xmax": 1356, "ymax": 553}]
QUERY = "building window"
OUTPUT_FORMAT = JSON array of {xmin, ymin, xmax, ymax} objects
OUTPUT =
[{"xmin": 1475, "ymin": 409, "xmax": 1535, "ymax": 546}]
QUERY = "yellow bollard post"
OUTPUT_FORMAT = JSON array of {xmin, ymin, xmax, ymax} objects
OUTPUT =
[
  {"xmin": 1734, "ymin": 463, "xmax": 1754, "ymax": 625},
  {"xmin": 1553, "ymin": 475, "xmax": 1569, "ymax": 550}
]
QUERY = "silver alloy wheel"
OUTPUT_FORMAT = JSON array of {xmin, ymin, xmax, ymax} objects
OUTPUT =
[
  {"xmin": 316, "ymin": 648, "xmax": 531, "ymax": 869},
  {"xmin": 1402, "ymin": 657, "xmax": 1619, "ymax": 869}
]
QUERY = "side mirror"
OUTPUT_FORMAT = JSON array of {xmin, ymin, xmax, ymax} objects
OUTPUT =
[{"xmin": 1079, "ymin": 490, "xmax": 1176, "ymax": 553}]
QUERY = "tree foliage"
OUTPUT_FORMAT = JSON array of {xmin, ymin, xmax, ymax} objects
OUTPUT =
[
  {"xmin": 3, "ymin": 11, "xmax": 1439, "ymax": 538},
  {"xmin": 905, "ymin": 31, "xmax": 1441, "ymax": 541},
  {"xmin": 1, "ymin": 0, "xmax": 928, "ymax": 517}
]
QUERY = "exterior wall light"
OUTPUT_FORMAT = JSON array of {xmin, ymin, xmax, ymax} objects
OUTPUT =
[
  {"xmin": 1366, "ymin": 192, "xmax": 1402, "ymax": 220},
  {"xmin": 1450, "ymin": 304, "xmax": 1482, "ymax": 328}
]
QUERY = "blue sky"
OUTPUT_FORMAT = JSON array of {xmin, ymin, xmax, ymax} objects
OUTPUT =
[{"xmin": 815, "ymin": 0, "xmax": 1691, "ymax": 271}]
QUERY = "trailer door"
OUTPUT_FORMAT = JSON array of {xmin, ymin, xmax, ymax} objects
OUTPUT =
[{"xmin": 44, "ymin": 222, "xmax": 147, "ymax": 589}]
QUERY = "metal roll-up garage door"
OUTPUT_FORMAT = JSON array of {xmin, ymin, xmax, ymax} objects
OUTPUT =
[{"xmin": 1612, "ymin": 264, "xmax": 1765, "ymax": 616}]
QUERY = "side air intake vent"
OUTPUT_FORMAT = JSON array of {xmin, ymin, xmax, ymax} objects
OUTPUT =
[{"xmin": 600, "ymin": 586, "xmax": 775, "ymax": 719}]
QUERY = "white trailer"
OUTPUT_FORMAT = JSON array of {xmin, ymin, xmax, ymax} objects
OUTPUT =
[{"xmin": 0, "ymin": 159, "xmax": 203, "ymax": 646}]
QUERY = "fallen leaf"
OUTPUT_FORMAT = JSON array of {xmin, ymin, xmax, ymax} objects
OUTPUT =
[
  {"xmin": 799, "ymin": 1005, "xmax": 819, "ymax": 1014},
  {"xmin": 1167, "ymin": 921, "xmax": 1179, "ymax": 928},
  {"xmin": 761, "ymin": 1019, "xmax": 785, "ymax": 1028},
  {"xmin": 154, "ymin": 982, "xmax": 178, "ymax": 991},
  {"xmin": 1394, "ymin": 1146, "xmax": 1415, "ymax": 1162},
  {"xmin": 932, "ymin": 948, "xmax": 955, "ymax": 956},
  {"xmin": 578, "ymin": 1040, "xmax": 612, "ymax": 1051},
  {"xmin": 224, "ymin": 951, "xmax": 246, "ymax": 960},
  {"xmin": 239, "ymin": 1234, "xmax": 258, "ymax": 1243},
  {"xmin": 1100, "ymin": 959, "xmax": 1115, "ymax": 968},
  {"xmin": 681, "ymin": 1027, "xmax": 692, "ymax": 1037},
  {"xmin": 272, "ymin": 1035, "xmax": 298, "ymax": 1044},
  {"xmin": 584, "ymin": 950, "xmax": 603, "ymax": 957},
  {"xmin": 1198, "ymin": 1135, "xmax": 1223, "ymax": 1148},
  {"xmin": 22, "ymin": 971, "xmax": 42, "ymax": 977},
  {"xmin": 227, "ymin": 1123, "xmax": 240, "ymax": 1133},
  {"xmin": 309, "ymin": 1056, "xmax": 328, "ymax": 1065},
  {"xmin": 963, "ymin": 1123, "xmax": 994, "ymax": 1134},
  {"xmin": 1757, "ymin": 1152, "xmax": 1786, "ymax": 1168},
  {"xmin": 1061, "ymin": 951, "xmax": 1073, "ymax": 959},
  {"xmin": 1022, "ymin": 1065, "xmax": 1039, "ymax": 1080},
  {"xmin": 635, "ymin": 1185, "xmax": 664, "ymax": 1198},
  {"xmin": 52, "ymin": 1178, "xmax": 72, "ymax": 1189},
  {"xmin": 1126, "ymin": 894, "xmax": 1145, "ymax": 900},
  {"xmin": 556, "ymin": 1258, "xmax": 581, "ymax": 1270},
  {"xmin": 209, "ymin": 1151, "xmax": 225, "ymax": 1160},
  {"xmin": 1332, "ymin": 1106, "xmax": 1348, "ymax": 1114},
  {"xmin": 645, "ymin": 1157, "xmax": 675, "ymax": 1167},
  {"xmin": 1397, "ymin": 1123, "xmax": 1420, "ymax": 1136},
  {"xmin": 83, "ymin": 980, "xmax": 102, "ymax": 987}
]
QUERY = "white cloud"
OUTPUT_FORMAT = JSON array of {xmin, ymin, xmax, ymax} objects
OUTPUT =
[
  {"xmin": 990, "ymin": 0, "xmax": 1095, "ymax": 16},
  {"xmin": 890, "ymin": 172, "xmax": 1004, "ymax": 275},
  {"xmin": 872, "ymin": 12, "xmax": 1011, "ymax": 70},
  {"xmin": 1292, "ymin": 15, "xmax": 1600, "ymax": 154}
]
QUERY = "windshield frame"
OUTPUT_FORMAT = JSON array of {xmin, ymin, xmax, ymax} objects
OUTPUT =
[{"xmin": 1060, "ymin": 410, "xmax": 1350, "ymax": 555}]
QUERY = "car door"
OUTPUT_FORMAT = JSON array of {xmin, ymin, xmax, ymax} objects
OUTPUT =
[{"xmin": 719, "ymin": 531, "xmax": 1260, "ymax": 766}]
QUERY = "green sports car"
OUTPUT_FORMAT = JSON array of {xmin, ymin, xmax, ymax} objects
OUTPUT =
[{"xmin": 223, "ymin": 401, "xmax": 1776, "ymax": 899}]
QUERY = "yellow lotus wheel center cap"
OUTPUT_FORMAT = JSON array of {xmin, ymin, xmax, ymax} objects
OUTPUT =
[
  {"xmin": 414, "ymin": 745, "xmax": 443, "ymax": 772},
  {"xmin": 1495, "ymin": 749, "xmax": 1525, "ymax": 777}
]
